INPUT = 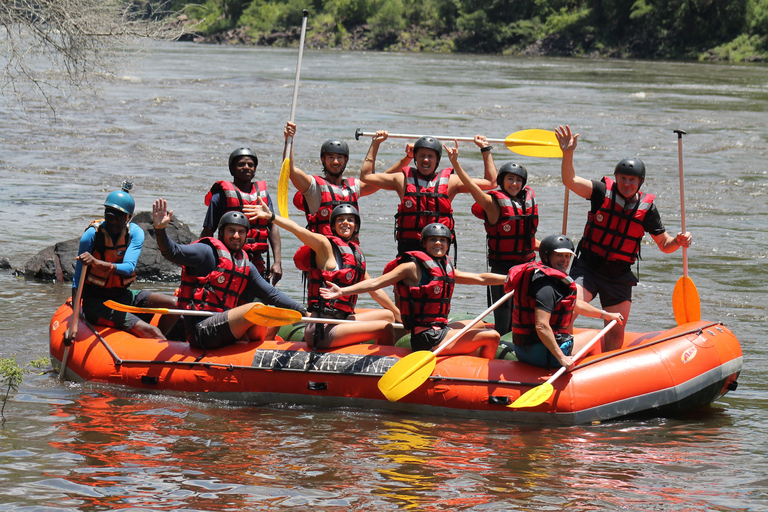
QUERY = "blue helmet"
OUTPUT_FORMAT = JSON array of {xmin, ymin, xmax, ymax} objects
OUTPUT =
[{"xmin": 104, "ymin": 182, "xmax": 135, "ymax": 216}]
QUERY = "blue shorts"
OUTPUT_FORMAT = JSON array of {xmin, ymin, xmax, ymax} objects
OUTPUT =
[{"xmin": 513, "ymin": 334, "xmax": 573, "ymax": 369}]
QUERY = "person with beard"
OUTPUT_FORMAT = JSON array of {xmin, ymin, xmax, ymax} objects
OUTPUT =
[
  {"xmin": 555, "ymin": 125, "xmax": 691, "ymax": 350},
  {"xmin": 505, "ymin": 235, "xmax": 623, "ymax": 369},
  {"xmin": 359, "ymin": 131, "xmax": 497, "ymax": 256},
  {"xmin": 285, "ymin": 121, "xmax": 383, "ymax": 237},
  {"xmin": 449, "ymin": 135, "xmax": 539, "ymax": 336}
]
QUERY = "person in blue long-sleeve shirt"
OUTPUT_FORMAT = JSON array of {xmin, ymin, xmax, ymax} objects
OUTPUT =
[{"xmin": 153, "ymin": 198, "xmax": 306, "ymax": 350}]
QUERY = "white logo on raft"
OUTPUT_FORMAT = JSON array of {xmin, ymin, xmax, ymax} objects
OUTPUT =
[{"xmin": 681, "ymin": 346, "xmax": 697, "ymax": 364}]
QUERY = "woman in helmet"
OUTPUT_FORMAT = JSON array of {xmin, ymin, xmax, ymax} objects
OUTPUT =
[
  {"xmin": 201, "ymin": 147, "xmax": 282, "ymax": 285},
  {"xmin": 555, "ymin": 125, "xmax": 691, "ymax": 350},
  {"xmin": 245, "ymin": 199, "xmax": 400, "ymax": 349},
  {"xmin": 359, "ymin": 130, "xmax": 498, "ymax": 256},
  {"xmin": 446, "ymin": 136, "xmax": 540, "ymax": 335},
  {"xmin": 320, "ymin": 223, "xmax": 506, "ymax": 359},
  {"xmin": 505, "ymin": 234, "xmax": 623, "ymax": 369}
]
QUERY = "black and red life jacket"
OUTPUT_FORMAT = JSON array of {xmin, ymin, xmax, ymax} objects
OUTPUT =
[
  {"xmin": 205, "ymin": 180, "xmax": 270, "ymax": 256},
  {"xmin": 293, "ymin": 175, "xmax": 360, "ymax": 236},
  {"xmin": 472, "ymin": 187, "xmax": 538, "ymax": 265},
  {"xmin": 394, "ymin": 167, "xmax": 454, "ymax": 243}
]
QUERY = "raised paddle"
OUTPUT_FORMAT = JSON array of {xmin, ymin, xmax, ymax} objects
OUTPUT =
[
  {"xmin": 354, "ymin": 128, "xmax": 563, "ymax": 158},
  {"xmin": 104, "ymin": 300, "xmax": 404, "ymax": 328},
  {"xmin": 277, "ymin": 9, "xmax": 309, "ymax": 219},
  {"xmin": 377, "ymin": 290, "xmax": 515, "ymax": 402},
  {"xmin": 671, "ymin": 129, "xmax": 701, "ymax": 325},
  {"xmin": 508, "ymin": 320, "xmax": 618, "ymax": 409},
  {"xmin": 60, "ymin": 268, "xmax": 87, "ymax": 381},
  {"xmin": 562, "ymin": 188, "xmax": 570, "ymax": 236}
]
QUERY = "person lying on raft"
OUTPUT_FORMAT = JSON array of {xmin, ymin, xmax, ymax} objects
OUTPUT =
[
  {"xmin": 245, "ymin": 199, "xmax": 400, "ymax": 349},
  {"xmin": 448, "ymin": 136, "xmax": 539, "ymax": 337},
  {"xmin": 320, "ymin": 223, "xmax": 506, "ymax": 359},
  {"xmin": 505, "ymin": 234, "xmax": 624, "ymax": 370},
  {"xmin": 153, "ymin": 199, "xmax": 306, "ymax": 351}
]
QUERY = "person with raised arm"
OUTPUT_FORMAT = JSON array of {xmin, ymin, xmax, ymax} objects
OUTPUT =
[{"xmin": 555, "ymin": 124, "xmax": 691, "ymax": 350}]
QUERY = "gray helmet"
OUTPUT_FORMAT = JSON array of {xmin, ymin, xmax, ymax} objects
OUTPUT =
[
  {"xmin": 229, "ymin": 148, "xmax": 258, "ymax": 175},
  {"xmin": 497, "ymin": 162, "xmax": 528, "ymax": 188},
  {"xmin": 320, "ymin": 139, "xmax": 350, "ymax": 158},
  {"xmin": 218, "ymin": 211, "xmax": 250, "ymax": 233},
  {"xmin": 330, "ymin": 203, "xmax": 360, "ymax": 237},
  {"xmin": 614, "ymin": 157, "xmax": 646, "ymax": 182},
  {"xmin": 539, "ymin": 235, "xmax": 576, "ymax": 266},
  {"xmin": 420, "ymin": 222, "xmax": 452, "ymax": 244},
  {"xmin": 413, "ymin": 136, "xmax": 442, "ymax": 168}
]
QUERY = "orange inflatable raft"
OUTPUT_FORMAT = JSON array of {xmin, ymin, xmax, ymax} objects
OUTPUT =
[{"xmin": 49, "ymin": 301, "xmax": 742, "ymax": 425}]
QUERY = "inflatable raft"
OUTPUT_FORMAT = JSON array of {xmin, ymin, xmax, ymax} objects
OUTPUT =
[{"xmin": 49, "ymin": 300, "xmax": 742, "ymax": 425}]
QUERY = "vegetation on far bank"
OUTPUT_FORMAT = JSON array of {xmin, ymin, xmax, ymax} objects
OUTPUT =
[{"xmin": 167, "ymin": 0, "xmax": 768, "ymax": 62}]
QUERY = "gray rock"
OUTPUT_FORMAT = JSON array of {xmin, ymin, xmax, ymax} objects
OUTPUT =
[
  {"xmin": 0, "ymin": 257, "xmax": 12, "ymax": 270},
  {"xmin": 20, "ymin": 211, "xmax": 196, "ymax": 283}
]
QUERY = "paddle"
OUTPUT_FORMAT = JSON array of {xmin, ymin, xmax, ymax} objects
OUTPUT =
[
  {"xmin": 508, "ymin": 320, "xmax": 618, "ymax": 409},
  {"xmin": 377, "ymin": 290, "xmax": 515, "ymax": 402},
  {"xmin": 562, "ymin": 188, "xmax": 569, "ymax": 236},
  {"xmin": 60, "ymin": 268, "xmax": 87, "ymax": 381},
  {"xmin": 277, "ymin": 9, "xmax": 309, "ymax": 218},
  {"xmin": 104, "ymin": 300, "xmax": 403, "ymax": 328},
  {"xmin": 354, "ymin": 128, "xmax": 563, "ymax": 158},
  {"xmin": 671, "ymin": 129, "xmax": 701, "ymax": 325}
]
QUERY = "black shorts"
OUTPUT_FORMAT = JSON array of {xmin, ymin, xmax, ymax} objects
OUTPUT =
[
  {"xmin": 410, "ymin": 327, "xmax": 449, "ymax": 351},
  {"xmin": 570, "ymin": 256, "xmax": 637, "ymax": 308},
  {"xmin": 187, "ymin": 311, "xmax": 237, "ymax": 350},
  {"xmin": 82, "ymin": 289, "xmax": 151, "ymax": 331}
]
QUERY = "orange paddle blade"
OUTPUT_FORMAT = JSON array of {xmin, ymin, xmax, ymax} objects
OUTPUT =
[
  {"xmin": 278, "ymin": 158, "xmax": 290, "ymax": 218},
  {"xmin": 673, "ymin": 276, "xmax": 701, "ymax": 325},
  {"xmin": 244, "ymin": 303, "xmax": 302, "ymax": 326},
  {"xmin": 505, "ymin": 129, "xmax": 563, "ymax": 158},
  {"xmin": 377, "ymin": 351, "xmax": 437, "ymax": 402}
]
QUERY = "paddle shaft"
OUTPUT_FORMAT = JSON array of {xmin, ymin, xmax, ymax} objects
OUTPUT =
[
  {"xmin": 675, "ymin": 129, "xmax": 688, "ymax": 277},
  {"xmin": 562, "ymin": 188, "xmax": 569, "ymax": 235},
  {"xmin": 60, "ymin": 268, "xmax": 87, "ymax": 380},
  {"xmin": 355, "ymin": 129, "xmax": 556, "ymax": 147},
  {"xmin": 282, "ymin": 9, "xmax": 309, "ymax": 158},
  {"xmin": 542, "ymin": 320, "xmax": 618, "ymax": 387},
  {"xmin": 432, "ymin": 290, "xmax": 515, "ymax": 358}
]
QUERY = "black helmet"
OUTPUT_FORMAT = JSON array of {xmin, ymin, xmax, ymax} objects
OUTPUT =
[
  {"xmin": 320, "ymin": 139, "xmax": 350, "ymax": 158},
  {"xmin": 229, "ymin": 148, "xmax": 258, "ymax": 175},
  {"xmin": 218, "ymin": 211, "xmax": 250, "ymax": 233},
  {"xmin": 614, "ymin": 157, "xmax": 646, "ymax": 182},
  {"xmin": 420, "ymin": 222, "xmax": 452, "ymax": 244},
  {"xmin": 497, "ymin": 162, "xmax": 528, "ymax": 188},
  {"xmin": 539, "ymin": 235, "xmax": 576, "ymax": 266},
  {"xmin": 413, "ymin": 136, "xmax": 442, "ymax": 168},
  {"xmin": 330, "ymin": 203, "xmax": 360, "ymax": 237}
]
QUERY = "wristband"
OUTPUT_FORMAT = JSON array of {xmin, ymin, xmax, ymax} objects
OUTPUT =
[
  {"xmin": 600, "ymin": 310, "xmax": 606, "ymax": 320},
  {"xmin": 480, "ymin": 146, "xmax": 492, "ymax": 153},
  {"xmin": 269, "ymin": 212, "xmax": 276, "ymax": 224}
]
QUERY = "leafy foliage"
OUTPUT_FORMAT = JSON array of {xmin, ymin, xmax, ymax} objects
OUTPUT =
[{"xmin": 0, "ymin": 356, "xmax": 49, "ymax": 422}]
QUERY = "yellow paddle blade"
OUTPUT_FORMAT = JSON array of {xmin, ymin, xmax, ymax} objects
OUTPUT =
[
  {"xmin": 673, "ymin": 275, "xmax": 701, "ymax": 325},
  {"xmin": 509, "ymin": 382, "xmax": 555, "ymax": 408},
  {"xmin": 104, "ymin": 300, "xmax": 170, "ymax": 315},
  {"xmin": 378, "ymin": 351, "xmax": 437, "ymax": 402},
  {"xmin": 505, "ymin": 129, "xmax": 563, "ymax": 158},
  {"xmin": 244, "ymin": 303, "xmax": 302, "ymax": 326},
  {"xmin": 278, "ymin": 158, "xmax": 290, "ymax": 218}
]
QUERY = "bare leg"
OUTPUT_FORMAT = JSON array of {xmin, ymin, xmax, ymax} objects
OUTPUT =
[
  {"xmin": 144, "ymin": 292, "xmax": 180, "ymax": 335},
  {"xmin": 602, "ymin": 301, "xmax": 630, "ymax": 351},
  {"xmin": 442, "ymin": 321, "xmax": 500, "ymax": 359},
  {"xmin": 130, "ymin": 319, "xmax": 166, "ymax": 340}
]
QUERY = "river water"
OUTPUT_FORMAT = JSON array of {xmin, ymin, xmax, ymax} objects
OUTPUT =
[{"xmin": 1, "ymin": 42, "xmax": 767, "ymax": 510}]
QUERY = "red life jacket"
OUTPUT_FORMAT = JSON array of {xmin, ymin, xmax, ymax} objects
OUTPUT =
[
  {"xmin": 395, "ymin": 167, "xmax": 454, "ymax": 243},
  {"xmin": 386, "ymin": 251, "xmax": 454, "ymax": 331},
  {"xmin": 306, "ymin": 236, "xmax": 366, "ymax": 318},
  {"xmin": 471, "ymin": 187, "xmax": 538, "ymax": 265},
  {"xmin": 578, "ymin": 177, "xmax": 655, "ymax": 264},
  {"xmin": 293, "ymin": 175, "xmax": 360, "ymax": 236},
  {"xmin": 84, "ymin": 220, "xmax": 137, "ymax": 289},
  {"xmin": 505, "ymin": 261, "xmax": 577, "ymax": 337},
  {"xmin": 177, "ymin": 237, "xmax": 250, "ymax": 312},
  {"xmin": 204, "ymin": 180, "xmax": 270, "ymax": 256}
]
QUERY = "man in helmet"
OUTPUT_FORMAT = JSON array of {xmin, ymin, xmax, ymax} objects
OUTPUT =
[
  {"xmin": 448, "ymin": 135, "xmax": 540, "ymax": 335},
  {"xmin": 505, "ymin": 235, "xmax": 624, "ymax": 369},
  {"xmin": 359, "ymin": 131, "xmax": 497, "ymax": 255},
  {"xmin": 284, "ymin": 122, "xmax": 383, "ymax": 236},
  {"xmin": 201, "ymin": 148, "xmax": 282, "ymax": 285},
  {"xmin": 74, "ymin": 185, "xmax": 177, "ymax": 339},
  {"xmin": 555, "ymin": 125, "xmax": 691, "ymax": 350},
  {"xmin": 321, "ymin": 223, "xmax": 506, "ymax": 359},
  {"xmin": 152, "ymin": 198, "xmax": 306, "ymax": 350},
  {"xmin": 245, "ymin": 199, "xmax": 399, "ymax": 349}
]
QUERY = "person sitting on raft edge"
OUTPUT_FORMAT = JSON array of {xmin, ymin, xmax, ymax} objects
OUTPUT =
[
  {"xmin": 506, "ymin": 235, "xmax": 624, "ymax": 370},
  {"xmin": 244, "ymin": 199, "xmax": 400, "ymax": 350},
  {"xmin": 320, "ymin": 223, "xmax": 506, "ymax": 359},
  {"xmin": 152, "ymin": 198, "xmax": 306, "ymax": 351}
]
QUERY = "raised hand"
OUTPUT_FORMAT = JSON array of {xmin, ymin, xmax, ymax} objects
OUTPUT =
[
  {"xmin": 555, "ymin": 124, "xmax": 579, "ymax": 153},
  {"xmin": 152, "ymin": 198, "xmax": 173, "ymax": 229},
  {"xmin": 443, "ymin": 139, "xmax": 459, "ymax": 164},
  {"xmin": 243, "ymin": 197, "xmax": 272, "ymax": 222}
]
